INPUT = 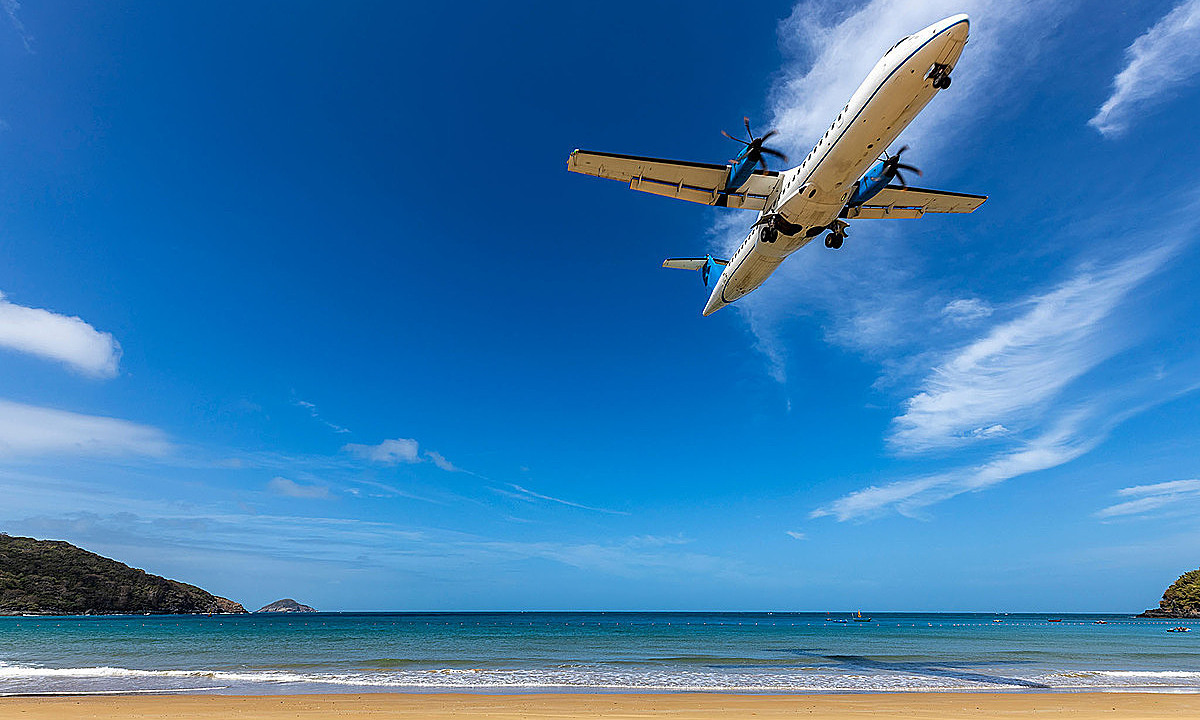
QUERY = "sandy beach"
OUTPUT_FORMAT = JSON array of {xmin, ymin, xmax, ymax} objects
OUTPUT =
[{"xmin": 2, "ymin": 693, "xmax": 1199, "ymax": 720}]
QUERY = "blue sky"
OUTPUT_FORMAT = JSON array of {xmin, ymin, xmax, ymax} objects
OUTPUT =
[{"xmin": 2, "ymin": 0, "xmax": 1200, "ymax": 612}]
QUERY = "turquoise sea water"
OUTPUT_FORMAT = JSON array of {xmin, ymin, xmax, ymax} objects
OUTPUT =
[{"xmin": 0, "ymin": 612, "xmax": 1197, "ymax": 695}]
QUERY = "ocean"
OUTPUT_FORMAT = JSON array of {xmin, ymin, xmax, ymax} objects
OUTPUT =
[{"xmin": 0, "ymin": 612, "xmax": 1197, "ymax": 695}]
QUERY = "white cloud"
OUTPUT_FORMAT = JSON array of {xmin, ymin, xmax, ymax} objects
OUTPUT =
[
  {"xmin": 424, "ymin": 450, "xmax": 460, "ymax": 472},
  {"xmin": 0, "ymin": 399, "xmax": 170, "ymax": 458},
  {"xmin": 1089, "ymin": 0, "xmax": 1200, "ymax": 137},
  {"xmin": 343, "ymin": 437, "xmax": 420, "ymax": 464},
  {"xmin": 785, "ymin": 530, "xmax": 807, "ymax": 540},
  {"xmin": 342, "ymin": 437, "xmax": 467, "ymax": 475},
  {"xmin": 1096, "ymin": 478, "xmax": 1200, "ymax": 518},
  {"xmin": 0, "ymin": 292, "xmax": 121, "ymax": 377},
  {"xmin": 890, "ymin": 248, "xmax": 1171, "ymax": 453},
  {"xmin": 267, "ymin": 476, "xmax": 330, "ymax": 499},
  {"xmin": 942, "ymin": 298, "xmax": 993, "ymax": 325}
]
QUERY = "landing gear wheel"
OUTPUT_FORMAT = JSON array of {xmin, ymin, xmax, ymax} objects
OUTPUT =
[
  {"xmin": 828, "ymin": 233, "xmax": 844, "ymax": 250},
  {"xmin": 824, "ymin": 236, "xmax": 833, "ymax": 248},
  {"xmin": 934, "ymin": 75, "xmax": 951, "ymax": 89},
  {"xmin": 761, "ymin": 225, "xmax": 778, "ymax": 244}
]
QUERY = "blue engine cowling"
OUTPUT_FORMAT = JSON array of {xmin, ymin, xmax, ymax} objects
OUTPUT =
[{"xmin": 846, "ymin": 158, "xmax": 893, "ymax": 207}]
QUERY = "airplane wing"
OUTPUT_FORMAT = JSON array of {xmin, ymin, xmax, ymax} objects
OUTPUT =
[
  {"xmin": 567, "ymin": 150, "xmax": 780, "ymax": 211},
  {"xmin": 846, "ymin": 185, "xmax": 987, "ymax": 219}
]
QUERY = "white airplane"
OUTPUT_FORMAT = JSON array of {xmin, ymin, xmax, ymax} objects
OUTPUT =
[{"xmin": 567, "ymin": 14, "xmax": 986, "ymax": 316}]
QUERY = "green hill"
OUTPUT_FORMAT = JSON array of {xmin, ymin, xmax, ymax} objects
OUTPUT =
[
  {"xmin": 1139, "ymin": 567, "xmax": 1200, "ymax": 618},
  {"xmin": 0, "ymin": 533, "xmax": 246, "ymax": 615}
]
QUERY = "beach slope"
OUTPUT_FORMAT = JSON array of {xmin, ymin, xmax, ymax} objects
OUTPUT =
[{"xmin": 2, "ymin": 693, "xmax": 1199, "ymax": 720}]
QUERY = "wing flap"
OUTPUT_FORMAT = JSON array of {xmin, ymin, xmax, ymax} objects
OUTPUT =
[
  {"xmin": 568, "ymin": 149, "xmax": 780, "ymax": 211},
  {"xmin": 862, "ymin": 185, "xmax": 987, "ymax": 214}
]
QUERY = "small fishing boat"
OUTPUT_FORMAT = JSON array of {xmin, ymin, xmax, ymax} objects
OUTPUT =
[
  {"xmin": 1167, "ymin": 626, "xmax": 1190, "ymax": 633},
  {"xmin": 1047, "ymin": 618, "xmax": 1063, "ymax": 623},
  {"xmin": 1093, "ymin": 620, "xmax": 1107, "ymax": 624},
  {"xmin": 853, "ymin": 611, "xmax": 872, "ymax": 622}
]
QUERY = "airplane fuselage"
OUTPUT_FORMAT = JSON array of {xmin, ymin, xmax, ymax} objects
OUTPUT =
[{"xmin": 703, "ymin": 15, "xmax": 970, "ymax": 315}]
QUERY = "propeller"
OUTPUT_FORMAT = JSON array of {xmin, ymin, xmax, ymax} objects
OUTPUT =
[
  {"xmin": 722, "ymin": 117, "xmax": 789, "ymax": 171},
  {"xmin": 881, "ymin": 145, "xmax": 922, "ymax": 187}
]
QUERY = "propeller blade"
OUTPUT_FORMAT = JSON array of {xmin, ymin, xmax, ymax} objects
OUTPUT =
[
  {"xmin": 744, "ymin": 116, "xmax": 753, "ymax": 139},
  {"xmin": 760, "ymin": 129, "xmax": 778, "ymax": 141},
  {"xmin": 756, "ymin": 156, "xmax": 768, "ymax": 171},
  {"xmin": 895, "ymin": 145, "xmax": 909, "ymax": 156},
  {"xmin": 722, "ymin": 129, "xmax": 750, "ymax": 145},
  {"xmin": 896, "ymin": 163, "xmax": 923, "ymax": 176},
  {"xmin": 759, "ymin": 147, "xmax": 789, "ymax": 161},
  {"xmin": 895, "ymin": 170, "xmax": 908, "ymax": 188}
]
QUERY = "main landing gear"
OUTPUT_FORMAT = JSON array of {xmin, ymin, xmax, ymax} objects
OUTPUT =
[
  {"xmin": 927, "ymin": 63, "xmax": 952, "ymax": 90},
  {"xmin": 757, "ymin": 214, "xmax": 805, "ymax": 244},
  {"xmin": 824, "ymin": 220, "xmax": 848, "ymax": 249}
]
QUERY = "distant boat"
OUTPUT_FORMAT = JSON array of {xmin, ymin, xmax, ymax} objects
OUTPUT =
[
  {"xmin": 1168, "ymin": 626, "xmax": 1190, "ymax": 633},
  {"xmin": 992, "ymin": 619, "xmax": 1003, "ymax": 623},
  {"xmin": 853, "ymin": 611, "xmax": 872, "ymax": 622},
  {"xmin": 1093, "ymin": 620, "xmax": 1107, "ymax": 624}
]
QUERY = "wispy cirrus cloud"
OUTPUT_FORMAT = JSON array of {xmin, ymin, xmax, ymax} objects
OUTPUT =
[
  {"xmin": 0, "ymin": 399, "xmax": 170, "ymax": 458},
  {"xmin": 890, "ymin": 247, "xmax": 1172, "ymax": 453},
  {"xmin": 294, "ymin": 398, "xmax": 351, "ymax": 434},
  {"xmin": 814, "ymin": 408, "xmax": 1104, "ymax": 520},
  {"xmin": 812, "ymin": 234, "xmax": 1199, "ymax": 521},
  {"xmin": 0, "ymin": 291, "xmax": 121, "ymax": 377},
  {"xmin": 1089, "ymin": 0, "xmax": 1200, "ymax": 137},
  {"xmin": 496, "ymin": 482, "xmax": 629, "ymax": 515},
  {"xmin": 2, "ymin": 0, "xmax": 33, "ymax": 53},
  {"xmin": 1095, "ymin": 479, "xmax": 1200, "ymax": 519}
]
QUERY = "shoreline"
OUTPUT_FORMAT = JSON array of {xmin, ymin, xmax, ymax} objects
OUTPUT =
[{"xmin": 2, "ymin": 692, "xmax": 1200, "ymax": 719}]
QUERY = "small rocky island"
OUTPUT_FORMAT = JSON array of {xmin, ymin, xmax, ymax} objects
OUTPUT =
[
  {"xmin": 258, "ymin": 598, "xmax": 316, "ymax": 613},
  {"xmin": 0, "ymin": 533, "xmax": 246, "ymax": 615},
  {"xmin": 1139, "ymin": 567, "xmax": 1200, "ymax": 618}
]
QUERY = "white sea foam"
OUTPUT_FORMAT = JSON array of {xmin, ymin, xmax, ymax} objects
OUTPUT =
[{"xmin": 2, "ymin": 662, "xmax": 1200, "ymax": 693}]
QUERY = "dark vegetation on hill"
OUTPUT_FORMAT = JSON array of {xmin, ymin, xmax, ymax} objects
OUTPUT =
[
  {"xmin": 0, "ymin": 534, "xmax": 246, "ymax": 615},
  {"xmin": 258, "ymin": 598, "xmax": 316, "ymax": 612},
  {"xmin": 1139, "ymin": 567, "xmax": 1200, "ymax": 618}
]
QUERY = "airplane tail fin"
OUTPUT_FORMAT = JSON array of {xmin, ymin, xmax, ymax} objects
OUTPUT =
[{"xmin": 662, "ymin": 255, "xmax": 728, "ymax": 287}]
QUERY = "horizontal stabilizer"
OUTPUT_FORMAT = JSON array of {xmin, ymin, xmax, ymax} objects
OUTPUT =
[
  {"xmin": 663, "ymin": 255, "xmax": 728, "ymax": 287},
  {"xmin": 663, "ymin": 257, "xmax": 727, "ymax": 270}
]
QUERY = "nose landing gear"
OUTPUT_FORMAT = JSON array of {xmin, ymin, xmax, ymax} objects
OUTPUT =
[{"xmin": 927, "ymin": 63, "xmax": 952, "ymax": 89}]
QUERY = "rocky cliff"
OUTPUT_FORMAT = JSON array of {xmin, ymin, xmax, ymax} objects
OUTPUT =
[
  {"xmin": 1139, "ymin": 567, "xmax": 1200, "ymax": 618},
  {"xmin": 0, "ymin": 534, "xmax": 247, "ymax": 615}
]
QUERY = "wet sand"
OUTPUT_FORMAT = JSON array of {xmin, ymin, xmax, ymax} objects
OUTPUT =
[{"xmin": 2, "ymin": 692, "xmax": 1199, "ymax": 719}]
